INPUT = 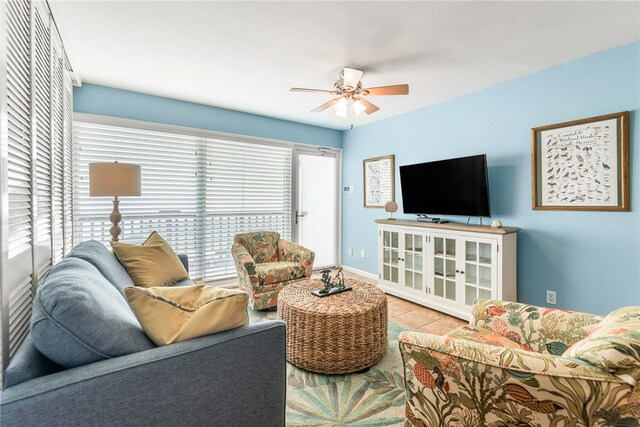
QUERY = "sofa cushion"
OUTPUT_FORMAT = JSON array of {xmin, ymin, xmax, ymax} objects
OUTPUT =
[
  {"xmin": 255, "ymin": 262, "xmax": 305, "ymax": 286},
  {"xmin": 111, "ymin": 231, "xmax": 189, "ymax": 287},
  {"xmin": 3, "ymin": 335, "xmax": 63, "ymax": 388},
  {"xmin": 31, "ymin": 257, "xmax": 155, "ymax": 368},
  {"xmin": 564, "ymin": 306, "xmax": 640, "ymax": 372},
  {"xmin": 234, "ymin": 231, "xmax": 280, "ymax": 264},
  {"xmin": 124, "ymin": 285, "xmax": 249, "ymax": 345},
  {"xmin": 66, "ymin": 240, "xmax": 134, "ymax": 296}
]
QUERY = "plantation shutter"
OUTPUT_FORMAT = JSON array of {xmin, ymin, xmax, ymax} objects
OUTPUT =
[
  {"xmin": 4, "ymin": 0, "xmax": 33, "ymax": 362},
  {"xmin": 62, "ymin": 64, "xmax": 73, "ymax": 254},
  {"xmin": 203, "ymin": 137, "xmax": 292, "ymax": 278},
  {"xmin": 1, "ymin": 0, "xmax": 76, "ymax": 375},
  {"xmin": 50, "ymin": 31, "xmax": 64, "ymax": 263},
  {"xmin": 32, "ymin": 1, "xmax": 51, "ymax": 275},
  {"xmin": 73, "ymin": 120, "xmax": 294, "ymax": 282}
]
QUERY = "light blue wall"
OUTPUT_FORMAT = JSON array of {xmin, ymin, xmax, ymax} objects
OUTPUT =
[
  {"xmin": 342, "ymin": 41, "xmax": 640, "ymax": 315},
  {"xmin": 74, "ymin": 83, "xmax": 342, "ymax": 148}
]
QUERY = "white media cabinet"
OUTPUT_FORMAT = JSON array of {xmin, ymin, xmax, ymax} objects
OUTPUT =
[{"xmin": 376, "ymin": 219, "xmax": 519, "ymax": 321}]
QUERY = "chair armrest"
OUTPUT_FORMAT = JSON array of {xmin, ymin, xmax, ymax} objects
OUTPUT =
[
  {"xmin": 177, "ymin": 253, "xmax": 189, "ymax": 272},
  {"xmin": 398, "ymin": 331, "xmax": 634, "ymax": 426},
  {"xmin": 470, "ymin": 299, "xmax": 603, "ymax": 353},
  {"xmin": 399, "ymin": 330, "xmax": 617, "ymax": 380},
  {"xmin": 278, "ymin": 240, "xmax": 315, "ymax": 277},
  {"xmin": 231, "ymin": 243, "xmax": 259, "ymax": 292},
  {"xmin": 1, "ymin": 321, "xmax": 286, "ymax": 427}
]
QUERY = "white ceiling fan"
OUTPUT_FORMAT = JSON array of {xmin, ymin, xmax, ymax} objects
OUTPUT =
[{"xmin": 290, "ymin": 68, "xmax": 409, "ymax": 119}]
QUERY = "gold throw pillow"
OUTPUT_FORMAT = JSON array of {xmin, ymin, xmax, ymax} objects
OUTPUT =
[
  {"xmin": 124, "ymin": 285, "xmax": 249, "ymax": 346},
  {"xmin": 111, "ymin": 231, "xmax": 189, "ymax": 287}
]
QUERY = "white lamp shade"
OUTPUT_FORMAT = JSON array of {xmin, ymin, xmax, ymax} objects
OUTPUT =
[{"xmin": 89, "ymin": 162, "xmax": 141, "ymax": 197}]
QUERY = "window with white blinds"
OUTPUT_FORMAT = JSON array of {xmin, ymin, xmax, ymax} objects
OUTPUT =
[
  {"xmin": 73, "ymin": 120, "xmax": 293, "ymax": 281},
  {"xmin": 1, "ymin": 0, "xmax": 75, "ymax": 374}
]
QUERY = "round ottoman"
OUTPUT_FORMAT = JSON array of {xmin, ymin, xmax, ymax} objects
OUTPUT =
[{"xmin": 277, "ymin": 279, "xmax": 388, "ymax": 374}]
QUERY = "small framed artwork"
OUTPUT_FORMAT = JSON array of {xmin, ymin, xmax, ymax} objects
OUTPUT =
[
  {"xmin": 363, "ymin": 155, "xmax": 395, "ymax": 208},
  {"xmin": 532, "ymin": 111, "xmax": 629, "ymax": 211}
]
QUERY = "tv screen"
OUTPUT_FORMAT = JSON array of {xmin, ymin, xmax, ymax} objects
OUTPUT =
[{"xmin": 399, "ymin": 154, "xmax": 491, "ymax": 217}]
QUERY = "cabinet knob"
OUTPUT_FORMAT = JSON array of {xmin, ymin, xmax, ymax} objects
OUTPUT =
[
  {"xmin": 460, "ymin": 271, "xmax": 465, "ymax": 274},
  {"xmin": 455, "ymin": 269, "xmax": 460, "ymax": 273}
]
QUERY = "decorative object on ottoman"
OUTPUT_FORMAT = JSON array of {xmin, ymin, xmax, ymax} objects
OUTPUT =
[
  {"xmin": 384, "ymin": 200, "xmax": 398, "ymax": 220},
  {"xmin": 232, "ymin": 231, "xmax": 314, "ymax": 310},
  {"xmin": 312, "ymin": 267, "xmax": 352, "ymax": 297},
  {"xmin": 125, "ymin": 285, "xmax": 249, "ymax": 345},
  {"xmin": 111, "ymin": 231, "xmax": 189, "ymax": 287},
  {"xmin": 278, "ymin": 279, "xmax": 387, "ymax": 374},
  {"xmin": 400, "ymin": 299, "xmax": 640, "ymax": 426}
]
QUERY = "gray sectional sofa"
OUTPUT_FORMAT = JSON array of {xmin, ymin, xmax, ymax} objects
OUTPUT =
[{"xmin": 0, "ymin": 241, "xmax": 286, "ymax": 426}]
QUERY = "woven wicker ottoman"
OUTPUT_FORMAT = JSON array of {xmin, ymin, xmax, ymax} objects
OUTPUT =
[{"xmin": 277, "ymin": 279, "xmax": 388, "ymax": 374}]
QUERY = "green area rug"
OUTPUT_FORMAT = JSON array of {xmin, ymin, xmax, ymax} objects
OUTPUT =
[{"xmin": 250, "ymin": 310, "xmax": 409, "ymax": 426}]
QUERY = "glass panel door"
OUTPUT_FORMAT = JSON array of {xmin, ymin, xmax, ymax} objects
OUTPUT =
[
  {"xmin": 431, "ymin": 235, "xmax": 456, "ymax": 301},
  {"xmin": 463, "ymin": 238, "xmax": 496, "ymax": 306},
  {"xmin": 382, "ymin": 230, "xmax": 400, "ymax": 284},
  {"xmin": 294, "ymin": 149, "xmax": 339, "ymax": 268},
  {"xmin": 403, "ymin": 233, "xmax": 424, "ymax": 291}
]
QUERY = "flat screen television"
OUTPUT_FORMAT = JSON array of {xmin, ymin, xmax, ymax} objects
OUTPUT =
[{"xmin": 399, "ymin": 154, "xmax": 491, "ymax": 217}]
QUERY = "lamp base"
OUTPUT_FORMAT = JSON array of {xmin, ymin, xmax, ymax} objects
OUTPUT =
[{"xmin": 110, "ymin": 197, "xmax": 122, "ymax": 242}]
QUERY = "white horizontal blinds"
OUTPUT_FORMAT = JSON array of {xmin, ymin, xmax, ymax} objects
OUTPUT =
[
  {"xmin": 62, "ymin": 69, "xmax": 73, "ymax": 254},
  {"xmin": 73, "ymin": 121, "xmax": 294, "ymax": 281},
  {"xmin": 50, "ymin": 33, "xmax": 64, "ymax": 263},
  {"xmin": 32, "ymin": 2, "xmax": 52, "ymax": 274},
  {"xmin": 5, "ymin": 0, "xmax": 33, "ymax": 360},
  {"xmin": 73, "ymin": 122, "xmax": 202, "ymax": 272},
  {"xmin": 203, "ymin": 138, "xmax": 292, "ymax": 278}
]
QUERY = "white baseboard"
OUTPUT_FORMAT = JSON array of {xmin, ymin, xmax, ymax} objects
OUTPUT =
[{"xmin": 340, "ymin": 265, "xmax": 378, "ymax": 281}]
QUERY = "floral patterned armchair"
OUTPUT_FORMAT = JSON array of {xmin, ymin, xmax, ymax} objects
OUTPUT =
[
  {"xmin": 231, "ymin": 231, "xmax": 314, "ymax": 310},
  {"xmin": 399, "ymin": 299, "xmax": 640, "ymax": 426}
]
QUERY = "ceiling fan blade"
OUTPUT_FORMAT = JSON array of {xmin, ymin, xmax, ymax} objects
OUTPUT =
[
  {"xmin": 364, "ymin": 84, "xmax": 409, "ymax": 96},
  {"xmin": 342, "ymin": 68, "xmax": 364, "ymax": 89},
  {"xmin": 290, "ymin": 87, "xmax": 336, "ymax": 94},
  {"xmin": 358, "ymin": 97, "xmax": 380, "ymax": 115},
  {"xmin": 311, "ymin": 98, "xmax": 340, "ymax": 113}
]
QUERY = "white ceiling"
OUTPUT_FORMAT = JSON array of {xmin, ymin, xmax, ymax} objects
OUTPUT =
[{"xmin": 51, "ymin": 1, "xmax": 640, "ymax": 131}]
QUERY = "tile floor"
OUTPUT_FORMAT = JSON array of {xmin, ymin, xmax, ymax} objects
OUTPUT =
[{"xmin": 316, "ymin": 268, "xmax": 468, "ymax": 335}]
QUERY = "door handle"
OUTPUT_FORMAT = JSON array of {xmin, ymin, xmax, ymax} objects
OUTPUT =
[{"xmin": 295, "ymin": 210, "xmax": 305, "ymax": 225}]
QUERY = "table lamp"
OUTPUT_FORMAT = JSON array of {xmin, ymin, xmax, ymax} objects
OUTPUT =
[{"xmin": 89, "ymin": 162, "xmax": 141, "ymax": 242}]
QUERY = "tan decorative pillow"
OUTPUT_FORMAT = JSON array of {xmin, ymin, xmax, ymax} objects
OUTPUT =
[
  {"xmin": 124, "ymin": 285, "xmax": 249, "ymax": 346},
  {"xmin": 111, "ymin": 231, "xmax": 188, "ymax": 287}
]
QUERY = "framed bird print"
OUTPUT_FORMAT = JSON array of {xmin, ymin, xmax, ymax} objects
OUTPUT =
[{"xmin": 532, "ymin": 111, "xmax": 629, "ymax": 211}]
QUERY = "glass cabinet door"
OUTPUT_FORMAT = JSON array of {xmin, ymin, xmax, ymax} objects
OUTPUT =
[
  {"xmin": 463, "ymin": 239, "xmax": 495, "ymax": 306},
  {"xmin": 403, "ymin": 233, "xmax": 424, "ymax": 291},
  {"xmin": 432, "ymin": 235, "xmax": 457, "ymax": 302},
  {"xmin": 381, "ymin": 230, "xmax": 400, "ymax": 284}
]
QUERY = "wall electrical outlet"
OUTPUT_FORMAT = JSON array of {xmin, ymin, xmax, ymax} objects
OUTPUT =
[
  {"xmin": 546, "ymin": 290, "xmax": 557, "ymax": 305},
  {"xmin": 360, "ymin": 249, "xmax": 365, "ymax": 258},
  {"xmin": 348, "ymin": 248, "xmax": 353, "ymax": 256}
]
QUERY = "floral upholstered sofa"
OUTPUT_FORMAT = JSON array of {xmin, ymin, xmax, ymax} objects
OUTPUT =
[
  {"xmin": 232, "ymin": 231, "xmax": 314, "ymax": 310},
  {"xmin": 400, "ymin": 299, "xmax": 640, "ymax": 426}
]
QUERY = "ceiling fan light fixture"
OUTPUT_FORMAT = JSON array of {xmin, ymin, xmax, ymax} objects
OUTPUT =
[
  {"xmin": 353, "ymin": 99, "xmax": 366, "ymax": 116},
  {"xmin": 335, "ymin": 97, "xmax": 348, "ymax": 118}
]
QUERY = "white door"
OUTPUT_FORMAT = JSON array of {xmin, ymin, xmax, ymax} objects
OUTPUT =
[{"xmin": 294, "ymin": 149, "xmax": 339, "ymax": 269}]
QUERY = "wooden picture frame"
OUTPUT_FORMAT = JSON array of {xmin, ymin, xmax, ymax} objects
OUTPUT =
[
  {"xmin": 532, "ymin": 111, "xmax": 629, "ymax": 211},
  {"xmin": 363, "ymin": 155, "xmax": 395, "ymax": 208}
]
